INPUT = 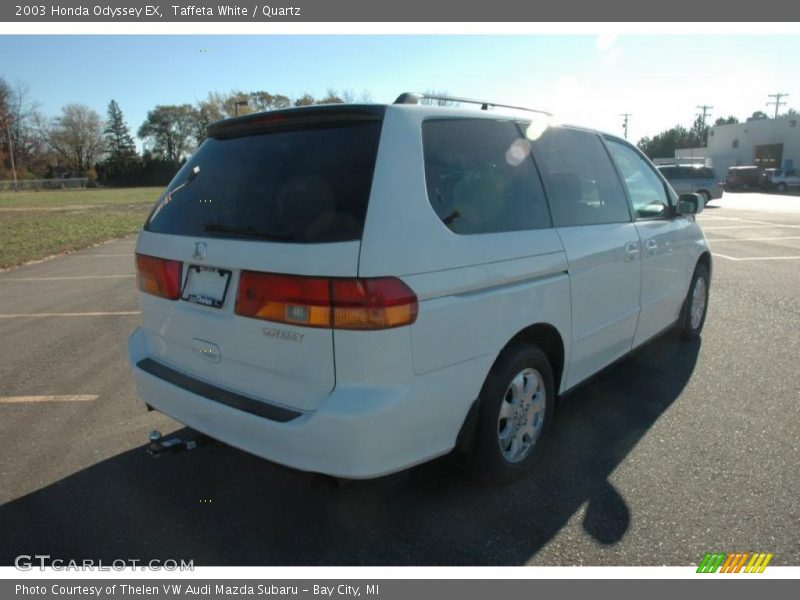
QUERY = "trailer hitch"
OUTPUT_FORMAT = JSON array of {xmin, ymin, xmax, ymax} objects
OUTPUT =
[{"xmin": 147, "ymin": 429, "xmax": 211, "ymax": 457}]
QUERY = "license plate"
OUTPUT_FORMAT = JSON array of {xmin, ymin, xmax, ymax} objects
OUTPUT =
[{"xmin": 181, "ymin": 265, "xmax": 232, "ymax": 309}]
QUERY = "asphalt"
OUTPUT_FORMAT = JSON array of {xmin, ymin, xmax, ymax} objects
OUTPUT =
[{"xmin": 0, "ymin": 193, "xmax": 798, "ymax": 566}]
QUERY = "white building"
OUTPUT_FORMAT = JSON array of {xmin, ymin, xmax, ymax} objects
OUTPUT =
[{"xmin": 673, "ymin": 115, "xmax": 800, "ymax": 176}]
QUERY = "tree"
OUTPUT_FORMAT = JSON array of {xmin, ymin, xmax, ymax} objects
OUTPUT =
[
  {"xmin": 747, "ymin": 110, "xmax": 769, "ymax": 121},
  {"xmin": 690, "ymin": 115, "xmax": 710, "ymax": 147},
  {"xmin": 3, "ymin": 80, "xmax": 49, "ymax": 177},
  {"xmin": 103, "ymin": 100, "xmax": 139, "ymax": 183},
  {"xmin": 294, "ymin": 93, "xmax": 316, "ymax": 107},
  {"xmin": 138, "ymin": 104, "xmax": 198, "ymax": 164},
  {"xmin": 0, "ymin": 78, "xmax": 11, "ymax": 178},
  {"xmin": 714, "ymin": 115, "xmax": 739, "ymax": 126},
  {"xmin": 637, "ymin": 124, "xmax": 704, "ymax": 160},
  {"xmin": 195, "ymin": 94, "xmax": 225, "ymax": 142},
  {"xmin": 0, "ymin": 78, "xmax": 9, "ymax": 135},
  {"xmin": 317, "ymin": 88, "xmax": 344, "ymax": 104},
  {"xmin": 249, "ymin": 91, "xmax": 291, "ymax": 112},
  {"xmin": 47, "ymin": 103, "xmax": 106, "ymax": 174}
]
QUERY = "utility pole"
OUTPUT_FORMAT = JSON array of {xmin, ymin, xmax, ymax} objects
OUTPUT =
[
  {"xmin": 620, "ymin": 113, "xmax": 632, "ymax": 139},
  {"xmin": 696, "ymin": 105, "xmax": 713, "ymax": 126},
  {"xmin": 767, "ymin": 93, "xmax": 789, "ymax": 118}
]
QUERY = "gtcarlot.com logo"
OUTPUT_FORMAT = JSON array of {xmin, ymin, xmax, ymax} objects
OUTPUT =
[
  {"xmin": 14, "ymin": 554, "xmax": 194, "ymax": 571},
  {"xmin": 697, "ymin": 552, "xmax": 774, "ymax": 573}
]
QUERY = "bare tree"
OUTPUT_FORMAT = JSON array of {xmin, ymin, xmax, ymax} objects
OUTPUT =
[
  {"xmin": 4, "ymin": 80, "xmax": 50, "ymax": 176},
  {"xmin": 46, "ymin": 103, "xmax": 106, "ymax": 174}
]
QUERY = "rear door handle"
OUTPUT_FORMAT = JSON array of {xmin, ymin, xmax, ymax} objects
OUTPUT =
[{"xmin": 624, "ymin": 241, "xmax": 640, "ymax": 261}]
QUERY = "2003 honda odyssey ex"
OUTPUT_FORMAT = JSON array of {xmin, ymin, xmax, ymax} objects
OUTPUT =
[{"xmin": 128, "ymin": 93, "xmax": 711, "ymax": 482}]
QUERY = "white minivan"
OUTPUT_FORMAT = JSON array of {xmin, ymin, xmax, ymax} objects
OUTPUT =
[{"xmin": 128, "ymin": 93, "xmax": 711, "ymax": 482}]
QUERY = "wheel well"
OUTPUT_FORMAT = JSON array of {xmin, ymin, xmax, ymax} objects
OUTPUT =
[
  {"xmin": 455, "ymin": 322, "xmax": 566, "ymax": 453},
  {"xmin": 697, "ymin": 250, "xmax": 711, "ymax": 277},
  {"xmin": 507, "ymin": 323, "xmax": 565, "ymax": 395}
]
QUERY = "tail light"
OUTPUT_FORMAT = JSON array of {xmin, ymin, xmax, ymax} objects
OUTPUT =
[
  {"xmin": 136, "ymin": 253, "xmax": 182, "ymax": 300},
  {"xmin": 235, "ymin": 272, "xmax": 417, "ymax": 330}
]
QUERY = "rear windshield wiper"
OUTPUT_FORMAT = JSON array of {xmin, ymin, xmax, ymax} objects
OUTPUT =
[
  {"xmin": 202, "ymin": 222, "xmax": 294, "ymax": 241},
  {"xmin": 150, "ymin": 165, "xmax": 201, "ymax": 222}
]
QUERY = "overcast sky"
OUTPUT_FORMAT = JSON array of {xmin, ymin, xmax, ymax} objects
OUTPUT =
[{"xmin": 1, "ymin": 35, "xmax": 797, "ymax": 144}]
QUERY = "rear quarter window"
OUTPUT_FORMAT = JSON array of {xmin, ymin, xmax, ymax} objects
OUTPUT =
[
  {"xmin": 145, "ymin": 120, "xmax": 383, "ymax": 243},
  {"xmin": 422, "ymin": 118, "xmax": 551, "ymax": 235}
]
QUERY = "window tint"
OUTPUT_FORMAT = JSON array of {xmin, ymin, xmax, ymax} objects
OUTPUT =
[
  {"xmin": 145, "ymin": 121, "xmax": 382, "ymax": 243},
  {"xmin": 605, "ymin": 139, "xmax": 671, "ymax": 219},
  {"xmin": 659, "ymin": 166, "xmax": 676, "ymax": 179},
  {"xmin": 673, "ymin": 167, "xmax": 691, "ymax": 179},
  {"xmin": 531, "ymin": 127, "xmax": 630, "ymax": 227},
  {"xmin": 702, "ymin": 167, "xmax": 718, "ymax": 179},
  {"xmin": 422, "ymin": 119, "xmax": 551, "ymax": 234}
]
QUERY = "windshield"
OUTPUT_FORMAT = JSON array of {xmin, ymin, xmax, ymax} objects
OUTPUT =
[{"xmin": 144, "ymin": 120, "xmax": 383, "ymax": 243}]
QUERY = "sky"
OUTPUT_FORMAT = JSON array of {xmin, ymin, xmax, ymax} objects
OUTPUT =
[{"xmin": 0, "ymin": 35, "xmax": 798, "ymax": 146}]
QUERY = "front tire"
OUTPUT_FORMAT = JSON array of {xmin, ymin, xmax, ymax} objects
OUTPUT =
[
  {"xmin": 777, "ymin": 182, "xmax": 788, "ymax": 194},
  {"xmin": 679, "ymin": 263, "xmax": 709, "ymax": 339},
  {"xmin": 471, "ymin": 343, "xmax": 555, "ymax": 484}
]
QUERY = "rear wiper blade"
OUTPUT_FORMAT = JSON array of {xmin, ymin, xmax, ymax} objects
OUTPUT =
[
  {"xmin": 150, "ymin": 166, "xmax": 201, "ymax": 222},
  {"xmin": 201, "ymin": 222, "xmax": 294, "ymax": 241}
]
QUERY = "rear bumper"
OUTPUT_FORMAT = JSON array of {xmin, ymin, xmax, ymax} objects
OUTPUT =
[{"xmin": 128, "ymin": 327, "xmax": 486, "ymax": 478}]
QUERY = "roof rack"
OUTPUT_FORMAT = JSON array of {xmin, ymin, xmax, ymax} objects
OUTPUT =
[{"xmin": 394, "ymin": 92, "xmax": 552, "ymax": 117}]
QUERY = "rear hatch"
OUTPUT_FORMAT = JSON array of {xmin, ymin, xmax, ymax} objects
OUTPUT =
[{"xmin": 135, "ymin": 106, "xmax": 385, "ymax": 412}]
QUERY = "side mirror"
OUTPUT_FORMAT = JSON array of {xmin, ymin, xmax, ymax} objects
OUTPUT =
[{"xmin": 678, "ymin": 193, "xmax": 704, "ymax": 215}]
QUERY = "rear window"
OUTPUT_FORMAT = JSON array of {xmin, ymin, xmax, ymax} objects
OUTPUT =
[{"xmin": 145, "ymin": 120, "xmax": 383, "ymax": 243}]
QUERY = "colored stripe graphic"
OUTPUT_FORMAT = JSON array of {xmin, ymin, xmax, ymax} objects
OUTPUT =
[
  {"xmin": 697, "ymin": 553, "xmax": 726, "ymax": 573},
  {"xmin": 702, "ymin": 552, "xmax": 773, "ymax": 573}
]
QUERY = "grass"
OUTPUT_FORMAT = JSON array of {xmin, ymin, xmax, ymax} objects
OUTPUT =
[{"xmin": 0, "ymin": 187, "xmax": 163, "ymax": 269}]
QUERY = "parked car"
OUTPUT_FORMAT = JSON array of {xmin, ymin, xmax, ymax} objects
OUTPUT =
[
  {"xmin": 769, "ymin": 168, "xmax": 800, "ymax": 193},
  {"xmin": 725, "ymin": 166, "xmax": 761, "ymax": 191},
  {"xmin": 128, "ymin": 93, "xmax": 711, "ymax": 483},
  {"xmin": 759, "ymin": 168, "xmax": 778, "ymax": 189},
  {"xmin": 657, "ymin": 165, "xmax": 723, "ymax": 204}
]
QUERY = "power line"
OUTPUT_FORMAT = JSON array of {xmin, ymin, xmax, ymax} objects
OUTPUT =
[
  {"xmin": 620, "ymin": 113, "xmax": 632, "ymax": 139},
  {"xmin": 767, "ymin": 93, "xmax": 789, "ymax": 118}
]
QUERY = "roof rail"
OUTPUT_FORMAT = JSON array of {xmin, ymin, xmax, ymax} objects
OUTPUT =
[{"xmin": 394, "ymin": 92, "xmax": 552, "ymax": 117}]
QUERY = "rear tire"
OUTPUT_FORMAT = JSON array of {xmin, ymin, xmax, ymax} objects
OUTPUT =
[
  {"xmin": 679, "ymin": 263, "xmax": 709, "ymax": 339},
  {"xmin": 777, "ymin": 182, "xmax": 788, "ymax": 194},
  {"xmin": 470, "ymin": 343, "xmax": 555, "ymax": 484},
  {"xmin": 697, "ymin": 190, "xmax": 711, "ymax": 205}
]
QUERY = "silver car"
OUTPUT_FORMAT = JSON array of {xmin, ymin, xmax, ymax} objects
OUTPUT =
[
  {"xmin": 770, "ymin": 168, "xmax": 800, "ymax": 193},
  {"xmin": 658, "ymin": 165, "xmax": 723, "ymax": 203}
]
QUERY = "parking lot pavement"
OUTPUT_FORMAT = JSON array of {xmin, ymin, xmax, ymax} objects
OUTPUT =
[{"xmin": 1, "ymin": 197, "xmax": 799, "ymax": 566}]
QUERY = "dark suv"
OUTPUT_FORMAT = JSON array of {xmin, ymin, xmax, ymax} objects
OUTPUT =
[{"xmin": 725, "ymin": 166, "xmax": 761, "ymax": 191}]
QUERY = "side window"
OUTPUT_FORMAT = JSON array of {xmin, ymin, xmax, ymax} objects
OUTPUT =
[
  {"xmin": 531, "ymin": 127, "xmax": 630, "ymax": 227},
  {"xmin": 605, "ymin": 139, "xmax": 671, "ymax": 219},
  {"xmin": 421, "ymin": 119, "xmax": 551, "ymax": 235},
  {"xmin": 659, "ymin": 166, "xmax": 675, "ymax": 179}
]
